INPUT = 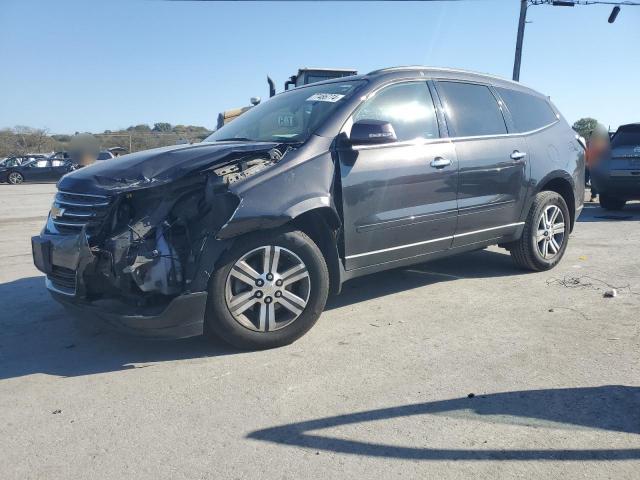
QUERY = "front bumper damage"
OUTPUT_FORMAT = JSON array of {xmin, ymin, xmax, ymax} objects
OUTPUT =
[
  {"xmin": 32, "ymin": 230, "xmax": 210, "ymax": 337},
  {"xmin": 31, "ymin": 143, "xmax": 291, "ymax": 338}
]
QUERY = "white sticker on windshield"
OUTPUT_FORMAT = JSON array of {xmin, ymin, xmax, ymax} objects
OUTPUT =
[{"xmin": 306, "ymin": 93, "xmax": 345, "ymax": 103}]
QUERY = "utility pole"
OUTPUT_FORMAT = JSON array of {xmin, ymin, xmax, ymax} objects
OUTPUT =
[
  {"xmin": 512, "ymin": 0, "xmax": 528, "ymax": 81},
  {"xmin": 512, "ymin": 1, "xmax": 638, "ymax": 82}
]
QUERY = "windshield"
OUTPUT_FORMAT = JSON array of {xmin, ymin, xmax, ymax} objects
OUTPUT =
[
  {"xmin": 611, "ymin": 126, "xmax": 640, "ymax": 149},
  {"xmin": 206, "ymin": 80, "xmax": 365, "ymax": 144}
]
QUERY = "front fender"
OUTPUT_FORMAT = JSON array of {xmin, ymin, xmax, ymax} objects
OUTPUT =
[{"xmin": 216, "ymin": 148, "xmax": 337, "ymax": 240}]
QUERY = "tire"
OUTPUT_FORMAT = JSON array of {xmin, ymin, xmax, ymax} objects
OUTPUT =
[
  {"xmin": 8, "ymin": 171, "xmax": 24, "ymax": 185},
  {"xmin": 509, "ymin": 191, "xmax": 570, "ymax": 271},
  {"xmin": 599, "ymin": 194, "xmax": 626, "ymax": 211},
  {"xmin": 204, "ymin": 228, "xmax": 329, "ymax": 350}
]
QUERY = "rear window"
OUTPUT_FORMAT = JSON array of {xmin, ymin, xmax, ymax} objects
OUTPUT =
[
  {"xmin": 495, "ymin": 87, "xmax": 557, "ymax": 133},
  {"xmin": 611, "ymin": 126, "xmax": 640, "ymax": 148},
  {"xmin": 437, "ymin": 81, "xmax": 507, "ymax": 137}
]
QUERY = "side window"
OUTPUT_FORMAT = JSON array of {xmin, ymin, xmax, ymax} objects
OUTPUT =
[
  {"xmin": 353, "ymin": 82, "xmax": 439, "ymax": 142},
  {"xmin": 495, "ymin": 87, "xmax": 557, "ymax": 133},
  {"xmin": 437, "ymin": 81, "xmax": 507, "ymax": 137},
  {"xmin": 35, "ymin": 160, "xmax": 50, "ymax": 168}
]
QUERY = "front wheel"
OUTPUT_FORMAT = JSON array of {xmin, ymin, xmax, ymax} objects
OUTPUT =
[
  {"xmin": 8, "ymin": 172, "xmax": 24, "ymax": 185},
  {"xmin": 205, "ymin": 229, "xmax": 329, "ymax": 350},
  {"xmin": 509, "ymin": 191, "xmax": 570, "ymax": 271},
  {"xmin": 599, "ymin": 194, "xmax": 626, "ymax": 211}
]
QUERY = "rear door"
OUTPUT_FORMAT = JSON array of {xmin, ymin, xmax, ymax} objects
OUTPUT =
[
  {"xmin": 434, "ymin": 80, "xmax": 528, "ymax": 247},
  {"xmin": 50, "ymin": 159, "xmax": 72, "ymax": 179},
  {"xmin": 338, "ymin": 81, "xmax": 458, "ymax": 270}
]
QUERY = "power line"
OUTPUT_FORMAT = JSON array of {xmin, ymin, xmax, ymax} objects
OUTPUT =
[{"xmin": 531, "ymin": 1, "xmax": 640, "ymax": 5}]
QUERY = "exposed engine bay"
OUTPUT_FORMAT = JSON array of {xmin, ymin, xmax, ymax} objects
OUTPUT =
[{"xmin": 50, "ymin": 146, "xmax": 288, "ymax": 307}]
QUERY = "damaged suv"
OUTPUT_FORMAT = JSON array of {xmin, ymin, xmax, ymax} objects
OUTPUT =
[{"xmin": 32, "ymin": 67, "xmax": 584, "ymax": 349}]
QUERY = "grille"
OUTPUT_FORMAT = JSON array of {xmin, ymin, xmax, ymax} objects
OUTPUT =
[
  {"xmin": 51, "ymin": 190, "xmax": 112, "ymax": 234},
  {"xmin": 48, "ymin": 265, "xmax": 76, "ymax": 294}
]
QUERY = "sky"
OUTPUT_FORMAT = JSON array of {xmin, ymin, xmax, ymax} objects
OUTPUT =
[{"xmin": 0, "ymin": 0, "xmax": 638, "ymax": 133}]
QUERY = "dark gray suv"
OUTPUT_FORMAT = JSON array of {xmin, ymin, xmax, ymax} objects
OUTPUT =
[
  {"xmin": 32, "ymin": 67, "xmax": 584, "ymax": 349},
  {"xmin": 591, "ymin": 123, "xmax": 640, "ymax": 210}
]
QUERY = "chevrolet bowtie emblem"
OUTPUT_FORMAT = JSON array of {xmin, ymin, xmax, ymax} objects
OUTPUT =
[{"xmin": 50, "ymin": 204, "xmax": 65, "ymax": 219}]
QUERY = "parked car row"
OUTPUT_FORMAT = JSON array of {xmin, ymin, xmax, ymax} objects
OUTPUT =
[
  {"xmin": 0, "ymin": 157, "xmax": 77, "ymax": 184},
  {"xmin": 0, "ymin": 150, "xmax": 121, "ymax": 184}
]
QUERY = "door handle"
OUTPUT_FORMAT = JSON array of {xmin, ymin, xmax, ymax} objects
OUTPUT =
[
  {"xmin": 511, "ymin": 151, "xmax": 527, "ymax": 160},
  {"xmin": 430, "ymin": 157, "xmax": 451, "ymax": 169}
]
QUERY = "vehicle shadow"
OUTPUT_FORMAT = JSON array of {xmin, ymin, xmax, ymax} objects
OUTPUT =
[
  {"xmin": 0, "ymin": 249, "xmax": 521, "ymax": 380},
  {"xmin": 578, "ymin": 200, "xmax": 640, "ymax": 222},
  {"xmin": 0, "ymin": 276, "xmax": 241, "ymax": 380},
  {"xmin": 247, "ymin": 385, "xmax": 640, "ymax": 461},
  {"xmin": 327, "ymin": 248, "xmax": 521, "ymax": 310}
]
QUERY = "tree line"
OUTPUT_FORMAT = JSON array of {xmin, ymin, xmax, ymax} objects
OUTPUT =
[
  {"xmin": 0, "ymin": 123, "xmax": 212, "ymax": 158},
  {"xmin": 1, "ymin": 118, "xmax": 609, "ymax": 159}
]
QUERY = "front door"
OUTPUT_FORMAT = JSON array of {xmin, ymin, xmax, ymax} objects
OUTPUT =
[
  {"xmin": 434, "ymin": 80, "xmax": 527, "ymax": 247},
  {"xmin": 338, "ymin": 81, "xmax": 458, "ymax": 270},
  {"xmin": 25, "ymin": 160, "xmax": 53, "ymax": 181}
]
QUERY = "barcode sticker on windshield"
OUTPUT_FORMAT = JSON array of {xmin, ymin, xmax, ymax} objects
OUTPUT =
[{"xmin": 306, "ymin": 93, "xmax": 345, "ymax": 103}]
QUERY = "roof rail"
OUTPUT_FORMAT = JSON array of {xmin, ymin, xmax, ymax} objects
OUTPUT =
[
  {"xmin": 366, "ymin": 65, "xmax": 514, "ymax": 84},
  {"xmin": 367, "ymin": 66, "xmax": 428, "ymax": 75}
]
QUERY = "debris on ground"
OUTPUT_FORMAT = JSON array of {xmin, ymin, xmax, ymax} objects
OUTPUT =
[
  {"xmin": 546, "ymin": 275, "xmax": 636, "ymax": 296},
  {"xmin": 467, "ymin": 393, "xmax": 475, "ymax": 398},
  {"xmin": 52, "ymin": 409, "xmax": 62, "ymax": 415},
  {"xmin": 604, "ymin": 289, "xmax": 617, "ymax": 298},
  {"xmin": 547, "ymin": 306, "xmax": 591, "ymax": 321}
]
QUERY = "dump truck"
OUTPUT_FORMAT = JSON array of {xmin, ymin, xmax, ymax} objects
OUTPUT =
[{"xmin": 216, "ymin": 67, "xmax": 357, "ymax": 129}]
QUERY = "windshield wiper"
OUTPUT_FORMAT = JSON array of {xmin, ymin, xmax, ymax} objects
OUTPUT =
[
  {"xmin": 214, "ymin": 137, "xmax": 256, "ymax": 142},
  {"xmin": 270, "ymin": 136, "xmax": 303, "ymax": 144}
]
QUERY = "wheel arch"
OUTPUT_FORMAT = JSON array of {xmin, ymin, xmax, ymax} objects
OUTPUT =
[
  {"xmin": 213, "ymin": 204, "xmax": 343, "ymax": 296},
  {"xmin": 535, "ymin": 173, "xmax": 577, "ymax": 232},
  {"xmin": 290, "ymin": 207, "xmax": 343, "ymax": 296}
]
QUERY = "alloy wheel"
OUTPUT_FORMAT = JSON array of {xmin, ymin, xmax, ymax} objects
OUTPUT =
[
  {"xmin": 536, "ymin": 205, "xmax": 565, "ymax": 259},
  {"xmin": 8, "ymin": 172, "xmax": 23, "ymax": 184},
  {"xmin": 224, "ymin": 246, "xmax": 311, "ymax": 332}
]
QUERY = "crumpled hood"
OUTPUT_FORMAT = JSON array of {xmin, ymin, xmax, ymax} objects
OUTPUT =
[{"xmin": 58, "ymin": 141, "xmax": 280, "ymax": 194}]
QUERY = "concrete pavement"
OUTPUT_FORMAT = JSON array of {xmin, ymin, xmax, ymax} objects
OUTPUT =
[{"xmin": 1, "ymin": 183, "xmax": 639, "ymax": 479}]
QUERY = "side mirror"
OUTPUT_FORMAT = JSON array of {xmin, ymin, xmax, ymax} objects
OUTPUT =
[{"xmin": 349, "ymin": 119, "xmax": 397, "ymax": 145}]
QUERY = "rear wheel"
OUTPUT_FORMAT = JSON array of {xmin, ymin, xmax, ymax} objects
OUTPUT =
[
  {"xmin": 509, "ymin": 191, "xmax": 570, "ymax": 271},
  {"xmin": 599, "ymin": 194, "xmax": 626, "ymax": 211},
  {"xmin": 205, "ymin": 229, "xmax": 329, "ymax": 349},
  {"xmin": 8, "ymin": 172, "xmax": 23, "ymax": 185}
]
